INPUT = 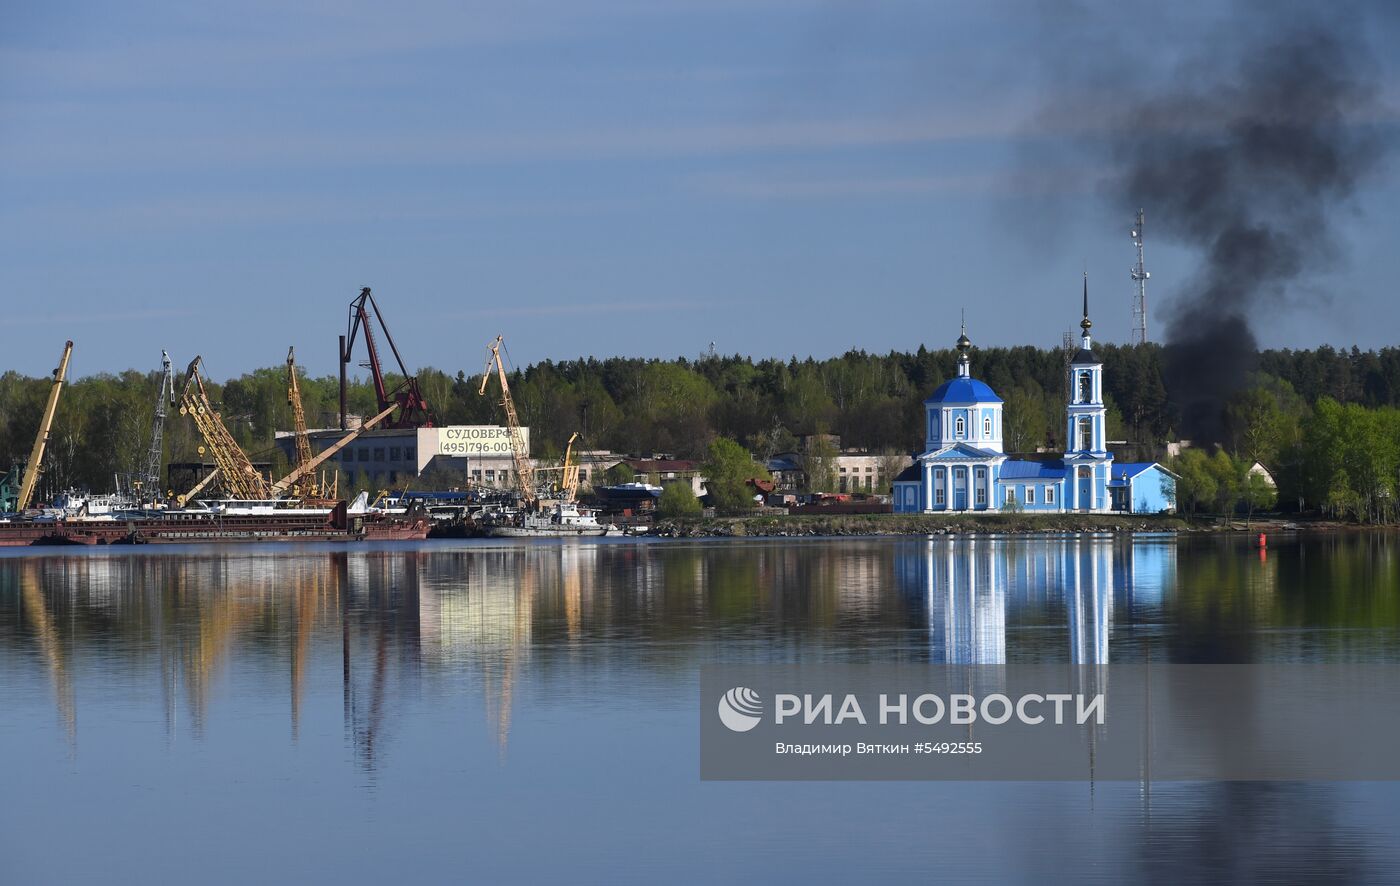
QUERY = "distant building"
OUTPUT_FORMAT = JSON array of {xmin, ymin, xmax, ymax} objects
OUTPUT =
[
  {"xmin": 835, "ymin": 451, "xmax": 910, "ymax": 494},
  {"xmin": 621, "ymin": 457, "xmax": 707, "ymax": 497},
  {"xmin": 766, "ymin": 453, "xmax": 805, "ymax": 490},
  {"xmin": 766, "ymin": 448, "xmax": 911, "ymax": 493},
  {"xmin": 892, "ymin": 284, "xmax": 1176, "ymax": 515},
  {"xmin": 273, "ymin": 425, "xmax": 524, "ymax": 490}
]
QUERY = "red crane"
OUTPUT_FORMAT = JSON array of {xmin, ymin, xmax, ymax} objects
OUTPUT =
[{"xmin": 339, "ymin": 287, "xmax": 435, "ymax": 430}]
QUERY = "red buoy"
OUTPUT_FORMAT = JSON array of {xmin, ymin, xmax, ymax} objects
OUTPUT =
[{"xmin": 1258, "ymin": 532, "xmax": 1267, "ymax": 548}]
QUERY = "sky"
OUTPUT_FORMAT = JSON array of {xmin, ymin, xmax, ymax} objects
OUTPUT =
[{"xmin": 2, "ymin": 0, "xmax": 1398, "ymax": 379}]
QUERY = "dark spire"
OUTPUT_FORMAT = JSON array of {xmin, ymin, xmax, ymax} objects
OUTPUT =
[
  {"xmin": 956, "ymin": 311, "xmax": 971, "ymax": 377},
  {"xmin": 1081, "ymin": 272, "xmax": 1092, "ymax": 333}
]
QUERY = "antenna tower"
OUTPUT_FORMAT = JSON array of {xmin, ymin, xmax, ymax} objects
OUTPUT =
[{"xmin": 1130, "ymin": 208, "xmax": 1150, "ymax": 344}]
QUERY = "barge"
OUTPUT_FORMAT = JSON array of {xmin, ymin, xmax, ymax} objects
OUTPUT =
[{"xmin": 0, "ymin": 500, "xmax": 430, "ymax": 546}]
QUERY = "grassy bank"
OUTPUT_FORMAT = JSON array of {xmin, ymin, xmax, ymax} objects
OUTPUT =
[{"xmin": 650, "ymin": 512, "xmax": 1192, "ymax": 538}]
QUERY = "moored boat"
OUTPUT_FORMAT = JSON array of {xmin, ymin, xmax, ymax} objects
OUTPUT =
[
  {"xmin": 482, "ymin": 501, "xmax": 620, "ymax": 538},
  {"xmin": 0, "ymin": 498, "xmax": 430, "ymax": 546}
]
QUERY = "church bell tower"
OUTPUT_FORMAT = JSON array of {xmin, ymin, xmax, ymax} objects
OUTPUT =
[{"xmin": 1064, "ymin": 275, "xmax": 1112, "ymax": 510}]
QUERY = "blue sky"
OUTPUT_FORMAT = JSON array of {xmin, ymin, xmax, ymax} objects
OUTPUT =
[{"xmin": 2, "ymin": 1, "xmax": 1398, "ymax": 378}]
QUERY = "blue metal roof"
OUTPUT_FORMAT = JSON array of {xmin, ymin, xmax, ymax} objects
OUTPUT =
[
  {"xmin": 766, "ymin": 455, "xmax": 802, "ymax": 472},
  {"xmin": 1111, "ymin": 462, "xmax": 1163, "ymax": 481},
  {"xmin": 894, "ymin": 465, "xmax": 921, "ymax": 483},
  {"xmin": 924, "ymin": 443, "xmax": 1003, "ymax": 460},
  {"xmin": 999, "ymin": 459, "xmax": 1067, "ymax": 480},
  {"xmin": 923, "ymin": 377, "xmax": 1002, "ymax": 405}
]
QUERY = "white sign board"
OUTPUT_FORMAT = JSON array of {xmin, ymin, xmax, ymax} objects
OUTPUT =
[{"xmin": 416, "ymin": 426, "xmax": 529, "ymax": 472}]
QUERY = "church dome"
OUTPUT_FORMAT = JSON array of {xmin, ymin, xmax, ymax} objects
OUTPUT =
[
  {"xmin": 924, "ymin": 377, "xmax": 1003, "ymax": 405},
  {"xmin": 1069, "ymin": 346, "xmax": 1099, "ymax": 365}
]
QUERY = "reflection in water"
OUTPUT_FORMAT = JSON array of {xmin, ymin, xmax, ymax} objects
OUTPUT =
[
  {"xmin": 17, "ymin": 562, "xmax": 75, "ymax": 748},
  {"xmin": 895, "ymin": 535, "xmax": 1176, "ymax": 665},
  {"xmin": 0, "ymin": 535, "xmax": 1398, "ymax": 884}
]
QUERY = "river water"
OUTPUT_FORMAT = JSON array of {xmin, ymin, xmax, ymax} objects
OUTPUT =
[{"xmin": 3, "ymin": 532, "xmax": 1399, "ymax": 884}]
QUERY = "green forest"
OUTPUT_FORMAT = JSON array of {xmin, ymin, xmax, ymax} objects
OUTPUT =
[{"xmin": 2, "ymin": 341, "xmax": 1399, "ymax": 519}]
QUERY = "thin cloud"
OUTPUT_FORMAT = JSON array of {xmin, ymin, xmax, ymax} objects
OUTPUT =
[
  {"xmin": 8, "ymin": 308, "xmax": 198, "ymax": 327},
  {"xmin": 472, "ymin": 300, "xmax": 718, "ymax": 318}
]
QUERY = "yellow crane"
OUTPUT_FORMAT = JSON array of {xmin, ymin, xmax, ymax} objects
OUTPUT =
[
  {"xmin": 559, "ymin": 432, "xmax": 580, "ymax": 502},
  {"xmin": 16, "ymin": 340, "xmax": 74, "ymax": 511},
  {"xmin": 179, "ymin": 357, "xmax": 270, "ymax": 500},
  {"xmin": 478, "ymin": 335, "xmax": 535, "ymax": 505},
  {"xmin": 285, "ymin": 346, "xmax": 336, "ymax": 500},
  {"xmin": 287, "ymin": 347, "xmax": 314, "ymax": 474},
  {"xmin": 268, "ymin": 402, "xmax": 396, "ymax": 497}
]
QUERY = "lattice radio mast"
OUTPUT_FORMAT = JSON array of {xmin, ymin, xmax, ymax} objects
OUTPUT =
[{"xmin": 1130, "ymin": 208, "xmax": 1150, "ymax": 344}]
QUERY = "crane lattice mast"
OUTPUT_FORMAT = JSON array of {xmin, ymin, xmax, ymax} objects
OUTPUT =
[
  {"xmin": 179, "ymin": 357, "xmax": 270, "ymax": 500},
  {"xmin": 141, "ymin": 350, "xmax": 174, "ymax": 501},
  {"xmin": 286, "ymin": 347, "xmax": 314, "ymax": 471},
  {"xmin": 285, "ymin": 347, "xmax": 321, "ymax": 499},
  {"xmin": 1130, "ymin": 208, "xmax": 1150, "ymax": 345},
  {"xmin": 16, "ymin": 341, "xmax": 74, "ymax": 511},
  {"xmin": 479, "ymin": 335, "xmax": 534, "ymax": 506}
]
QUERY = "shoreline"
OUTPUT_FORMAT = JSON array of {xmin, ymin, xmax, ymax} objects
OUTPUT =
[{"xmin": 644, "ymin": 513, "xmax": 1353, "ymax": 538}]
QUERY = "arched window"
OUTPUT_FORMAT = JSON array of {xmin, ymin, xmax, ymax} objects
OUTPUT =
[
  {"xmin": 1079, "ymin": 371, "xmax": 1093, "ymax": 403},
  {"xmin": 955, "ymin": 416, "xmax": 965, "ymax": 438},
  {"xmin": 983, "ymin": 416, "xmax": 992, "ymax": 437}
]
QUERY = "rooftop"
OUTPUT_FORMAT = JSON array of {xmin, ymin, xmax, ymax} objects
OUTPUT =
[
  {"xmin": 1000, "ymin": 459, "xmax": 1068, "ymax": 480},
  {"xmin": 924, "ymin": 376, "xmax": 1002, "ymax": 405}
]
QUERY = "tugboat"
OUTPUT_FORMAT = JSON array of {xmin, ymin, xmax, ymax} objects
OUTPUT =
[{"xmin": 481, "ymin": 500, "xmax": 619, "ymax": 538}]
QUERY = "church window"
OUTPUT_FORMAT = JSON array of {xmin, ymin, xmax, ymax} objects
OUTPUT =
[
  {"xmin": 1046, "ymin": 486, "xmax": 1056, "ymax": 504},
  {"xmin": 983, "ymin": 416, "xmax": 992, "ymax": 437},
  {"xmin": 955, "ymin": 416, "xmax": 965, "ymax": 438},
  {"xmin": 1079, "ymin": 371, "xmax": 1092, "ymax": 403},
  {"xmin": 1078, "ymin": 418, "xmax": 1093, "ymax": 451},
  {"xmin": 1026, "ymin": 485, "xmax": 1036, "ymax": 504},
  {"xmin": 976, "ymin": 485, "xmax": 986, "ymax": 505},
  {"xmin": 934, "ymin": 469, "xmax": 946, "ymax": 505}
]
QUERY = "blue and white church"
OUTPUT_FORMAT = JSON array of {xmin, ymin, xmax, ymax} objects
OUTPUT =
[{"xmin": 893, "ymin": 285, "xmax": 1176, "ymax": 515}]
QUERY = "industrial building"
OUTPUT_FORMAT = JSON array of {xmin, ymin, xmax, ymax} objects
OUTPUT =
[{"xmin": 273, "ymin": 425, "xmax": 528, "ymax": 489}]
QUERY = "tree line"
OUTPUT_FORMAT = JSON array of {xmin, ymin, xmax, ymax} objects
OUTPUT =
[{"xmin": 1, "ymin": 342, "xmax": 1399, "ymax": 518}]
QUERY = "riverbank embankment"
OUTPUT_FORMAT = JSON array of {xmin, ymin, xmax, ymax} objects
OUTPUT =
[{"xmin": 647, "ymin": 513, "xmax": 1246, "ymax": 538}]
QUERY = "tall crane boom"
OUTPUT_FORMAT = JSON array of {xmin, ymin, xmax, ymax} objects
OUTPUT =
[
  {"xmin": 269, "ymin": 403, "xmax": 396, "ymax": 496},
  {"xmin": 179, "ymin": 357, "xmax": 271, "ymax": 500},
  {"xmin": 141, "ymin": 350, "xmax": 175, "ymax": 500},
  {"xmin": 286, "ymin": 347, "xmax": 314, "ymax": 471},
  {"xmin": 478, "ymin": 335, "xmax": 534, "ymax": 505},
  {"xmin": 16, "ymin": 340, "xmax": 74, "ymax": 511},
  {"xmin": 340, "ymin": 287, "xmax": 435, "ymax": 430},
  {"xmin": 560, "ymin": 432, "xmax": 580, "ymax": 503}
]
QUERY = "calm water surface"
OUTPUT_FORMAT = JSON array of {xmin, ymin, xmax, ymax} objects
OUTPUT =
[{"xmin": 3, "ymin": 532, "xmax": 1400, "ymax": 884}]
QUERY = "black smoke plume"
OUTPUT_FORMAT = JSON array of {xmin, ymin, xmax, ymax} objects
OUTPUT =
[
  {"xmin": 1035, "ymin": 4, "xmax": 1391, "ymax": 441},
  {"xmin": 1121, "ymin": 15, "xmax": 1385, "ymax": 439}
]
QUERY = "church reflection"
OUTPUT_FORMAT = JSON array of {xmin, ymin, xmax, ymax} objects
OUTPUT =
[{"xmin": 895, "ymin": 535, "xmax": 1176, "ymax": 664}]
